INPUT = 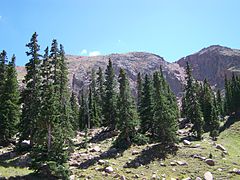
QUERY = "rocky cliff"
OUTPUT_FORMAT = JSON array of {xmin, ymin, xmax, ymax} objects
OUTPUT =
[
  {"xmin": 16, "ymin": 45, "xmax": 240, "ymax": 96},
  {"xmin": 177, "ymin": 45, "xmax": 240, "ymax": 90}
]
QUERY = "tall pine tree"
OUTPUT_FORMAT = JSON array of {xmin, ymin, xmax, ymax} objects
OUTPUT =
[
  {"xmin": 183, "ymin": 62, "xmax": 203, "ymax": 139},
  {"xmin": 103, "ymin": 59, "xmax": 117, "ymax": 130},
  {"xmin": 139, "ymin": 74, "xmax": 154, "ymax": 134},
  {"xmin": 116, "ymin": 68, "xmax": 139, "ymax": 148},
  {"xmin": 20, "ymin": 32, "xmax": 42, "ymax": 145}
]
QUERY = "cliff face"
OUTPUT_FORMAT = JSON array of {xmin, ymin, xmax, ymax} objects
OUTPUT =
[
  {"xmin": 16, "ymin": 45, "xmax": 240, "ymax": 96},
  {"xmin": 177, "ymin": 45, "xmax": 240, "ymax": 90},
  {"xmin": 66, "ymin": 52, "xmax": 184, "ymax": 96}
]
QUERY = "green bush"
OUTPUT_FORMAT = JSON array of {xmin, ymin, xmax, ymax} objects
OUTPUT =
[{"xmin": 132, "ymin": 133, "xmax": 149, "ymax": 145}]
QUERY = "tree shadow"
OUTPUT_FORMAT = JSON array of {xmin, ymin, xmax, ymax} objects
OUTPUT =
[
  {"xmin": 1, "ymin": 173, "xmax": 56, "ymax": 180},
  {"xmin": 124, "ymin": 143, "xmax": 178, "ymax": 168},
  {"xmin": 88, "ymin": 129, "xmax": 119, "ymax": 144},
  {"xmin": 220, "ymin": 114, "xmax": 240, "ymax": 133},
  {"xmin": 0, "ymin": 150, "xmax": 30, "ymax": 168},
  {"xmin": 78, "ymin": 144, "xmax": 127, "ymax": 169}
]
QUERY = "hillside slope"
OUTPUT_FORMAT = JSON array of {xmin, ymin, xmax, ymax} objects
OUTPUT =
[
  {"xmin": 177, "ymin": 45, "xmax": 240, "ymax": 90},
  {"xmin": 1, "ymin": 119, "xmax": 240, "ymax": 179},
  {"xmin": 16, "ymin": 45, "xmax": 240, "ymax": 96}
]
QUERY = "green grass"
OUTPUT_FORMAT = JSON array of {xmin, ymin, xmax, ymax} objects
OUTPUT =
[
  {"xmin": 71, "ymin": 121, "xmax": 240, "ymax": 179},
  {"xmin": 0, "ymin": 166, "xmax": 33, "ymax": 178},
  {"xmin": 0, "ymin": 120, "xmax": 239, "ymax": 179}
]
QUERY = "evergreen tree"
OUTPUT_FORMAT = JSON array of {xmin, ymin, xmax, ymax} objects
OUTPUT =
[
  {"xmin": 209, "ymin": 96, "xmax": 220, "ymax": 139},
  {"xmin": 31, "ymin": 42, "xmax": 72, "ymax": 178},
  {"xmin": 224, "ymin": 74, "xmax": 240, "ymax": 115},
  {"xmin": 183, "ymin": 62, "xmax": 203, "ymax": 139},
  {"xmin": 20, "ymin": 32, "xmax": 42, "ymax": 145},
  {"xmin": 70, "ymin": 91, "xmax": 79, "ymax": 130},
  {"xmin": 152, "ymin": 71, "xmax": 178, "ymax": 144},
  {"xmin": 78, "ymin": 90, "xmax": 90, "ymax": 129},
  {"xmin": 96, "ymin": 67, "xmax": 105, "ymax": 125},
  {"xmin": 103, "ymin": 59, "xmax": 117, "ymax": 130},
  {"xmin": 4, "ymin": 55, "xmax": 20, "ymax": 141},
  {"xmin": 59, "ymin": 44, "xmax": 73, "ymax": 137},
  {"xmin": 0, "ymin": 54, "xmax": 20, "ymax": 144},
  {"xmin": 116, "ymin": 68, "xmax": 139, "ymax": 147},
  {"xmin": 136, "ymin": 72, "xmax": 142, "ymax": 110},
  {"xmin": 201, "ymin": 79, "xmax": 214, "ymax": 132},
  {"xmin": 216, "ymin": 89, "xmax": 224, "ymax": 116},
  {"xmin": 88, "ymin": 86, "xmax": 100, "ymax": 127},
  {"xmin": 36, "ymin": 47, "xmax": 59, "ymax": 154},
  {"xmin": 139, "ymin": 74, "xmax": 154, "ymax": 134},
  {"xmin": 0, "ymin": 50, "xmax": 7, "ymax": 143},
  {"xmin": 89, "ymin": 69, "xmax": 101, "ymax": 127}
]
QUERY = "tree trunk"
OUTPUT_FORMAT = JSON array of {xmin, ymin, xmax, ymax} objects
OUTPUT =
[{"xmin": 47, "ymin": 123, "xmax": 51, "ymax": 153}]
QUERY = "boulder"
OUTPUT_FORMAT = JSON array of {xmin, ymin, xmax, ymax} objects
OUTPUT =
[
  {"xmin": 98, "ymin": 159, "xmax": 105, "ymax": 165},
  {"xmin": 151, "ymin": 174, "xmax": 158, "ymax": 179},
  {"xmin": 205, "ymin": 159, "xmax": 215, "ymax": 166},
  {"xmin": 120, "ymin": 175, "xmax": 126, "ymax": 180},
  {"xmin": 90, "ymin": 146, "xmax": 101, "ymax": 152},
  {"xmin": 193, "ymin": 144, "xmax": 201, "ymax": 148},
  {"xmin": 78, "ymin": 132, "xmax": 85, "ymax": 136},
  {"xmin": 196, "ymin": 177, "xmax": 202, "ymax": 180},
  {"xmin": 9, "ymin": 152, "xmax": 17, "ymax": 158},
  {"xmin": 170, "ymin": 162, "xmax": 177, "ymax": 166},
  {"xmin": 182, "ymin": 178, "xmax": 191, "ymax": 180},
  {"xmin": 204, "ymin": 171, "xmax": 213, "ymax": 180},
  {"xmin": 134, "ymin": 162, "xmax": 140, "ymax": 167},
  {"xmin": 183, "ymin": 140, "xmax": 191, "ymax": 145},
  {"xmin": 176, "ymin": 161, "xmax": 188, "ymax": 166},
  {"xmin": 216, "ymin": 144, "xmax": 226, "ymax": 151},
  {"xmin": 69, "ymin": 175, "xmax": 75, "ymax": 180},
  {"xmin": 132, "ymin": 150, "xmax": 139, "ymax": 155},
  {"xmin": 160, "ymin": 162, "xmax": 166, "ymax": 166},
  {"xmin": 20, "ymin": 140, "xmax": 30, "ymax": 148},
  {"xmin": 105, "ymin": 166, "xmax": 114, "ymax": 173},
  {"xmin": 229, "ymin": 168, "xmax": 240, "ymax": 175},
  {"xmin": 199, "ymin": 156, "xmax": 206, "ymax": 161},
  {"xmin": 134, "ymin": 174, "xmax": 140, "ymax": 178},
  {"xmin": 107, "ymin": 148, "xmax": 117, "ymax": 155}
]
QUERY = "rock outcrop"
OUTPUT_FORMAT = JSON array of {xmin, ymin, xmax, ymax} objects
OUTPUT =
[{"xmin": 17, "ymin": 45, "xmax": 240, "ymax": 97}]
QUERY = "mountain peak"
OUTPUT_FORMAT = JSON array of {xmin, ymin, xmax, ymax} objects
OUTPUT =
[{"xmin": 196, "ymin": 45, "xmax": 240, "ymax": 56}]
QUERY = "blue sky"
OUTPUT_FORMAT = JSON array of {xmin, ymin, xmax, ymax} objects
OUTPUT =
[{"xmin": 0, "ymin": 0, "xmax": 239, "ymax": 65}]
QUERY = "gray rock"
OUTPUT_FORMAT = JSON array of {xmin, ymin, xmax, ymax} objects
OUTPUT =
[
  {"xmin": 204, "ymin": 171, "xmax": 213, "ymax": 180},
  {"xmin": 183, "ymin": 140, "xmax": 191, "ymax": 145},
  {"xmin": 132, "ymin": 150, "xmax": 139, "ymax": 155},
  {"xmin": 105, "ymin": 166, "xmax": 114, "ymax": 173},
  {"xmin": 134, "ymin": 162, "xmax": 140, "ymax": 167},
  {"xmin": 205, "ymin": 159, "xmax": 215, "ymax": 166},
  {"xmin": 182, "ymin": 177, "xmax": 191, "ymax": 180},
  {"xmin": 216, "ymin": 144, "xmax": 226, "ymax": 151},
  {"xmin": 69, "ymin": 175, "xmax": 75, "ymax": 180},
  {"xmin": 229, "ymin": 168, "xmax": 240, "ymax": 175},
  {"xmin": 134, "ymin": 174, "xmax": 140, "ymax": 178},
  {"xmin": 120, "ymin": 175, "xmax": 126, "ymax": 180},
  {"xmin": 160, "ymin": 162, "xmax": 166, "ymax": 166},
  {"xmin": 90, "ymin": 146, "xmax": 101, "ymax": 152},
  {"xmin": 151, "ymin": 174, "xmax": 160, "ymax": 179},
  {"xmin": 176, "ymin": 161, "xmax": 188, "ymax": 166},
  {"xmin": 108, "ymin": 148, "xmax": 117, "ymax": 154},
  {"xmin": 98, "ymin": 159, "xmax": 105, "ymax": 165},
  {"xmin": 170, "ymin": 162, "xmax": 177, "ymax": 166},
  {"xmin": 20, "ymin": 140, "xmax": 30, "ymax": 148}
]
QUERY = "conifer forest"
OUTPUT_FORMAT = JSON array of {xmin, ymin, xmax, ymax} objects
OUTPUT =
[{"xmin": 0, "ymin": 33, "xmax": 240, "ymax": 179}]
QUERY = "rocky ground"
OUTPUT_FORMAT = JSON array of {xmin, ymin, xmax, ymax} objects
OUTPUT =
[{"xmin": 0, "ymin": 120, "xmax": 240, "ymax": 179}]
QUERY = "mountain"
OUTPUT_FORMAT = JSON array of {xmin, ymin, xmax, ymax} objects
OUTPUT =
[
  {"xmin": 67, "ymin": 52, "xmax": 184, "ymax": 96},
  {"xmin": 177, "ymin": 45, "xmax": 240, "ymax": 90},
  {"xmin": 16, "ymin": 45, "xmax": 240, "ymax": 96}
]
